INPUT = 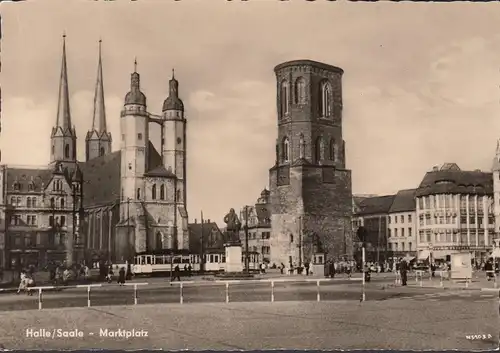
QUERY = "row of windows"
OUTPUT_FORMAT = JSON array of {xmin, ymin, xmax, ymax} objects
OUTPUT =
[
  {"xmin": 151, "ymin": 185, "xmax": 166, "ymax": 200},
  {"xmin": 418, "ymin": 215, "xmax": 494, "ymax": 227},
  {"xmin": 418, "ymin": 195, "xmax": 493, "ymax": 211},
  {"xmin": 281, "ymin": 136, "xmax": 337, "ymax": 163},
  {"xmin": 418, "ymin": 230, "xmax": 493, "ymax": 246},
  {"xmin": 280, "ymin": 78, "xmax": 333, "ymax": 118},
  {"xmin": 388, "ymin": 214, "xmax": 412, "ymax": 224},
  {"xmin": 388, "ymin": 242, "xmax": 413, "ymax": 252},
  {"xmin": 10, "ymin": 233, "xmax": 67, "ymax": 248},
  {"xmin": 9, "ymin": 214, "xmax": 67, "ymax": 227},
  {"xmin": 388, "ymin": 228, "xmax": 412, "ymax": 238},
  {"xmin": 9, "ymin": 197, "xmax": 68, "ymax": 209},
  {"xmin": 245, "ymin": 231, "xmax": 271, "ymax": 240},
  {"xmin": 129, "ymin": 188, "xmax": 182, "ymax": 201}
]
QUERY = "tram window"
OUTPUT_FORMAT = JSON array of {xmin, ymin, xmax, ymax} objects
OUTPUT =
[
  {"xmin": 209, "ymin": 254, "xmax": 214, "ymax": 263},
  {"xmin": 214, "ymin": 255, "xmax": 219, "ymax": 263},
  {"xmin": 156, "ymin": 257, "xmax": 163, "ymax": 265},
  {"xmin": 222, "ymin": 256, "xmax": 226, "ymax": 263},
  {"xmin": 146, "ymin": 257, "xmax": 151, "ymax": 265}
]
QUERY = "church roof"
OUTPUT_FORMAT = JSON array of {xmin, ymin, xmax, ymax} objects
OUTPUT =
[
  {"xmin": 355, "ymin": 195, "xmax": 396, "ymax": 216},
  {"xmin": 188, "ymin": 222, "xmax": 225, "ymax": 254},
  {"xmin": 144, "ymin": 165, "xmax": 176, "ymax": 178}
]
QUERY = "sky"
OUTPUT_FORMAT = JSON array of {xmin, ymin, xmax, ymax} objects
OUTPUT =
[{"xmin": 2, "ymin": 0, "xmax": 500, "ymax": 224}]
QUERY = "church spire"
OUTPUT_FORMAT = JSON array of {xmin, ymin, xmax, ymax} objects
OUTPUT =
[
  {"xmin": 92, "ymin": 39, "xmax": 107, "ymax": 133},
  {"xmin": 162, "ymin": 68, "xmax": 184, "ymax": 112},
  {"xmin": 55, "ymin": 33, "xmax": 72, "ymax": 132}
]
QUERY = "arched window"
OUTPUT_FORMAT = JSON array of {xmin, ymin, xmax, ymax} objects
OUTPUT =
[
  {"xmin": 64, "ymin": 144, "xmax": 70, "ymax": 158},
  {"xmin": 160, "ymin": 185, "xmax": 165, "ymax": 200},
  {"xmin": 99, "ymin": 147, "xmax": 105, "ymax": 157},
  {"xmin": 282, "ymin": 137, "xmax": 290, "ymax": 163},
  {"xmin": 60, "ymin": 198, "xmax": 65, "ymax": 209},
  {"xmin": 136, "ymin": 188, "xmax": 141, "ymax": 199},
  {"xmin": 27, "ymin": 197, "xmax": 31, "ymax": 208},
  {"xmin": 315, "ymin": 137, "xmax": 325, "ymax": 162},
  {"xmin": 16, "ymin": 197, "xmax": 21, "ymax": 206},
  {"xmin": 10, "ymin": 196, "xmax": 15, "ymax": 205},
  {"xmin": 152, "ymin": 185, "xmax": 157, "ymax": 200},
  {"xmin": 294, "ymin": 77, "xmax": 306, "ymax": 104},
  {"xmin": 330, "ymin": 139, "xmax": 336, "ymax": 161},
  {"xmin": 156, "ymin": 232, "xmax": 163, "ymax": 249},
  {"xmin": 280, "ymin": 80, "xmax": 289, "ymax": 117},
  {"xmin": 289, "ymin": 234, "xmax": 294, "ymax": 243},
  {"xmin": 177, "ymin": 189, "xmax": 181, "ymax": 201},
  {"xmin": 51, "ymin": 145, "xmax": 55, "ymax": 155},
  {"xmin": 319, "ymin": 81, "xmax": 332, "ymax": 117}
]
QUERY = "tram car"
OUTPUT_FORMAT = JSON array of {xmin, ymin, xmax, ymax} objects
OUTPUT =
[{"xmin": 132, "ymin": 251, "xmax": 262, "ymax": 276}]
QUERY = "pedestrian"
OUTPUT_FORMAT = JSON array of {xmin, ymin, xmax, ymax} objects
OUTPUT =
[
  {"xmin": 187, "ymin": 264, "xmax": 192, "ymax": 277},
  {"xmin": 126, "ymin": 261, "xmax": 132, "ymax": 281},
  {"xmin": 172, "ymin": 265, "xmax": 181, "ymax": 281},
  {"xmin": 304, "ymin": 262, "xmax": 310, "ymax": 276},
  {"xmin": 329, "ymin": 261, "xmax": 335, "ymax": 278},
  {"xmin": 400, "ymin": 258, "xmax": 408, "ymax": 286},
  {"xmin": 118, "ymin": 267, "xmax": 126, "ymax": 286},
  {"xmin": 280, "ymin": 262, "xmax": 285, "ymax": 275}
]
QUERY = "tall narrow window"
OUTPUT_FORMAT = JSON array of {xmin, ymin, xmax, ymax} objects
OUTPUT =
[
  {"xmin": 282, "ymin": 137, "xmax": 290, "ymax": 163},
  {"xmin": 160, "ymin": 185, "xmax": 165, "ymax": 200},
  {"xmin": 64, "ymin": 144, "xmax": 70, "ymax": 158},
  {"xmin": 177, "ymin": 189, "xmax": 181, "ymax": 201},
  {"xmin": 100, "ymin": 147, "xmax": 105, "ymax": 156},
  {"xmin": 137, "ymin": 188, "xmax": 141, "ymax": 199},
  {"xmin": 32, "ymin": 198, "xmax": 37, "ymax": 208},
  {"xmin": 152, "ymin": 185, "xmax": 157, "ymax": 200},
  {"xmin": 319, "ymin": 81, "xmax": 332, "ymax": 117},
  {"xmin": 280, "ymin": 80, "xmax": 289, "ymax": 117},
  {"xmin": 294, "ymin": 77, "xmax": 306, "ymax": 104},
  {"xmin": 27, "ymin": 197, "xmax": 31, "ymax": 208},
  {"xmin": 60, "ymin": 198, "xmax": 65, "ymax": 209},
  {"xmin": 315, "ymin": 137, "xmax": 325, "ymax": 162},
  {"xmin": 329, "ymin": 139, "xmax": 336, "ymax": 161}
]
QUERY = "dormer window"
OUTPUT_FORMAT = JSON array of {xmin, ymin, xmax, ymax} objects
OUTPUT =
[
  {"xmin": 13, "ymin": 182, "xmax": 20, "ymax": 191},
  {"xmin": 28, "ymin": 182, "xmax": 35, "ymax": 192}
]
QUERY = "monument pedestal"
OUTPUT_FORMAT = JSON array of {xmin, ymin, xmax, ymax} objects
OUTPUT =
[{"xmin": 224, "ymin": 242, "xmax": 243, "ymax": 273}]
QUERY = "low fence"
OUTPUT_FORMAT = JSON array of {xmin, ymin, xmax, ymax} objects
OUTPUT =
[
  {"xmin": 23, "ymin": 277, "xmax": 363, "ymax": 310},
  {"xmin": 394, "ymin": 269, "xmax": 499, "ymax": 288}
]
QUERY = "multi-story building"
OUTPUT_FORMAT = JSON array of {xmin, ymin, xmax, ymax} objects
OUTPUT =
[
  {"xmin": 352, "ymin": 195, "xmax": 395, "ymax": 262},
  {"xmin": 269, "ymin": 60, "xmax": 353, "ymax": 267},
  {"xmin": 0, "ymin": 37, "xmax": 190, "ymax": 269},
  {"xmin": 387, "ymin": 189, "xmax": 417, "ymax": 257},
  {"xmin": 416, "ymin": 163, "xmax": 494, "ymax": 261},
  {"xmin": 239, "ymin": 189, "xmax": 272, "ymax": 264}
]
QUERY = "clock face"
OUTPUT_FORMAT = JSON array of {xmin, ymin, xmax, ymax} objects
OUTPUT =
[{"xmin": 177, "ymin": 138, "xmax": 182, "ymax": 144}]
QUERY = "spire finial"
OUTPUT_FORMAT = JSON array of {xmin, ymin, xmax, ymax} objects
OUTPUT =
[
  {"xmin": 134, "ymin": 57, "xmax": 137, "ymax": 73},
  {"xmin": 172, "ymin": 68, "xmax": 175, "ymax": 79},
  {"xmin": 62, "ymin": 31, "xmax": 66, "ymax": 39}
]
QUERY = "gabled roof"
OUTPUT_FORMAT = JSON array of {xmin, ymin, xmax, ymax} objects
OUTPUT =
[
  {"xmin": 356, "ymin": 195, "xmax": 396, "ymax": 216},
  {"xmin": 5, "ymin": 167, "xmax": 53, "ymax": 193},
  {"xmin": 416, "ymin": 164, "xmax": 493, "ymax": 197},
  {"xmin": 188, "ymin": 222, "xmax": 225, "ymax": 254},
  {"xmin": 144, "ymin": 165, "xmax": 176, "ymax": 178},
  {"xmin": 255, "ymin": 203, "xmax": 271, "ymax": 228},
  {"xmin": 389, "ymin": 189, "xmax": 416, "ymax": 213}
]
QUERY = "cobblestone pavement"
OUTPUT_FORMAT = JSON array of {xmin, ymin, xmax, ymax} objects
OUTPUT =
[{"xmin": 0, "ymin": 298, "xmax": 496, "ymax": 350}]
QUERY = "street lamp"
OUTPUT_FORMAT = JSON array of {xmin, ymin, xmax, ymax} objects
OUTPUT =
[{"xmin": 244, "ymin": 206, "xmax": 249, "ymax": 274}]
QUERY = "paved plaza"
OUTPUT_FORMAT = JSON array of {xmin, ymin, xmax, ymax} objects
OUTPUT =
[{"xmin": 0, "ymin": 298, "xmax": 496, "ymax": 350}]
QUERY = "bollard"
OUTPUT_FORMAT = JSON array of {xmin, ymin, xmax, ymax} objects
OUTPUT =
[
  {"xmin": 225, "ymin": 282, "xmax": 229, "ymax": 303},
  {"xmin": 440, "ymin": 273, "xmax": 443, "ymax": 287},
  {"xmin": 180, "ymin": 282, "xmax": 184, "ymax": 304},
  {"xmin": 465, "ymin": 279, "xmax": 469, "ymax": 288},
  {"xmin": 271, "ymin": 281, "xmax": 275, "ymax": 303},
  {"xmin": 87, "ymin": 286, "xmax": 91, "ymax": 308},
  {"xmin": 495, "ymin": 273, "xmax": 498, "ymax": 289},
  {"xmin": 38, "ymin": 288, "xmax": 42, "ymax": 310},
  {"xmin": 316, "ymin": 280, "xmax": 321, "ymax": 302},
  {"xmin": 134, "ymin": 284, "xmax": 138, "ymax": 305},
  {"xmin": 420, "ymin": 274, "xmax": 423, "ymax": 287},
  {"xmin": 415, "ymin": 272, "xmax": 418, "ymax": 284}
]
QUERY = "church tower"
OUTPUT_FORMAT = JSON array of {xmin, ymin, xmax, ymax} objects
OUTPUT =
[
  {"xmin": 269, "ymin": 60, "xmax": 353, "ymax": 266},
  {"xmin": 85, "ymin": 40, "xmax": 112, "ymax": 161},
  {"xmin": 492, "ymin": 140, "xmax": 500, "ymax": 241},
  {"xmin": 119, "ymin": 60, "xmax": 149, "ymax": 253},
  {"xmin": 50, "ymin": 34, "xmax": 77, "ymax": 168},
  {"xmin": 162, "ymin": 70, "xmax": 187, "ymax": 211}
]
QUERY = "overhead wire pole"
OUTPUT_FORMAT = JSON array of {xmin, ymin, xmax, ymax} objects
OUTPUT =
[
  {"xmin": 245, "ymin": 206, "xmax": 249, "ymax": 273},
  {"xmin": 200, "ymin": 210, "xmax": 205, "ymax": 274}
]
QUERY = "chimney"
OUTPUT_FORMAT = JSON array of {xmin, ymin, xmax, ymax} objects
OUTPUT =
[
  {"xmin": 194, "ymin": 218, "xmax": 197, "ymax": 224},
  {"xmin": 432, "ymin": 166, "xmax": 439, "ymax": 172},
  {"xmin": 207, "ymin": 219, "xmax": 211, "ymax": 224}
]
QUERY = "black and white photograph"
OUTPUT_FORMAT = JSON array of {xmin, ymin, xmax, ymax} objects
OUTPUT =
[{"xmin": 0, "ymin": 0, "xmax": 498, "ymax": 350}]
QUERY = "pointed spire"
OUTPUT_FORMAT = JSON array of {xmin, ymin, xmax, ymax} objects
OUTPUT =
[
  {"xmin": 55, "ymin": 33, "xmax": 72, "ymax": 131},
  {"xmin": 496, "ymin": 139, "xmax": 500, "ymax": 154},
  {"xmin": 131, "ymin": 58, "xmax": 140, "ymax": 90},
  {"xmin": 92, "ymin": 39, "xmax": 107, "ymax": 133},
  {"xmin": 169, "ymin": 68, "xmax": 179, "ymax": 98}
]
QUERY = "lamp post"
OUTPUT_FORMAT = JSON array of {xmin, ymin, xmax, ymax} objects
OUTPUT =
[{"xmin": 244, "ymin": 206, "xmax": 249, "ymax": 274}]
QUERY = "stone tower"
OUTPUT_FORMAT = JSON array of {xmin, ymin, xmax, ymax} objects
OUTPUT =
[
  {"xmin": 269, "ymin": 60, "xmax": 353, "ymax": 266},
  {"xmin": 85, "ymin": 40, "xmax": 112, "ymax": 161},
  {"xmin": 492, "ymin": 140, "xmax": 500, "ymax": 241},
  {"xmin": 50, "ymin": 34, "xmax": 77, "ymax": 168},
  {"xmin": 120, "ymin": 60, "xmax": 149, "ymax": 253},
  {"xmin": 162, "ymin": 70, "xmax": 187, "ymax": 212}
]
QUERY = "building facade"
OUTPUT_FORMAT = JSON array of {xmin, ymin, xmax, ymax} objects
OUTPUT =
[
  {"xmin": 0, "ymin": 37, "xmax": 189, "ymax": 269},
  {"xmin": 387, "ymin": 189, "xmax": 417, "ymax": 257},
  {"xmin": 269, "ymin": 60, "xmax": 353, "ymax": 267},
  {"xmin": 416, "ymin": 163, "xmax": 494, "ymax": 261},
  {"xmin": 239, "ymin": 189, "xmax": 272, "ymax": 264}
]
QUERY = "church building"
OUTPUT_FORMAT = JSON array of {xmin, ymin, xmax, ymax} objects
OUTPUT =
[{"xmin": 0, "ymin": 36, "xmax": 189, "ymax": 269}]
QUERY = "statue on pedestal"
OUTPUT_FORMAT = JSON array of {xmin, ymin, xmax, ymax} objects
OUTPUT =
[{"xmin": 223, "ymin": 208, "xmax": 241, "ymax": 244}]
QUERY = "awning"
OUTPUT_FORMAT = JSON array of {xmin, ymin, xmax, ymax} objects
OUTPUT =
[
  {"xmin": 418, "ymin": 250, "xmax": 430, "ymax": 260},
  {"xmin": 490, "ymin": 248, "xmax": 500, "ymax": 258}
]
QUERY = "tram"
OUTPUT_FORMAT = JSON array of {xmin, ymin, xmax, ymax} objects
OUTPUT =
[{"xmin": 132, "ymin": 251, "xmax": 261, "ymax": 276}]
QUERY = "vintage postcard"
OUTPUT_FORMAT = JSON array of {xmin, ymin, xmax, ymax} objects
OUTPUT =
[{"xmin": 0, "ymin": 0, "xmax": 497, "ymax": 350}]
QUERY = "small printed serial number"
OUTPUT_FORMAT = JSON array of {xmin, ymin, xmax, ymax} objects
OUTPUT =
[{"xmin": 465, "ymin": 334, "xmax": 493, "ymax": 340}]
